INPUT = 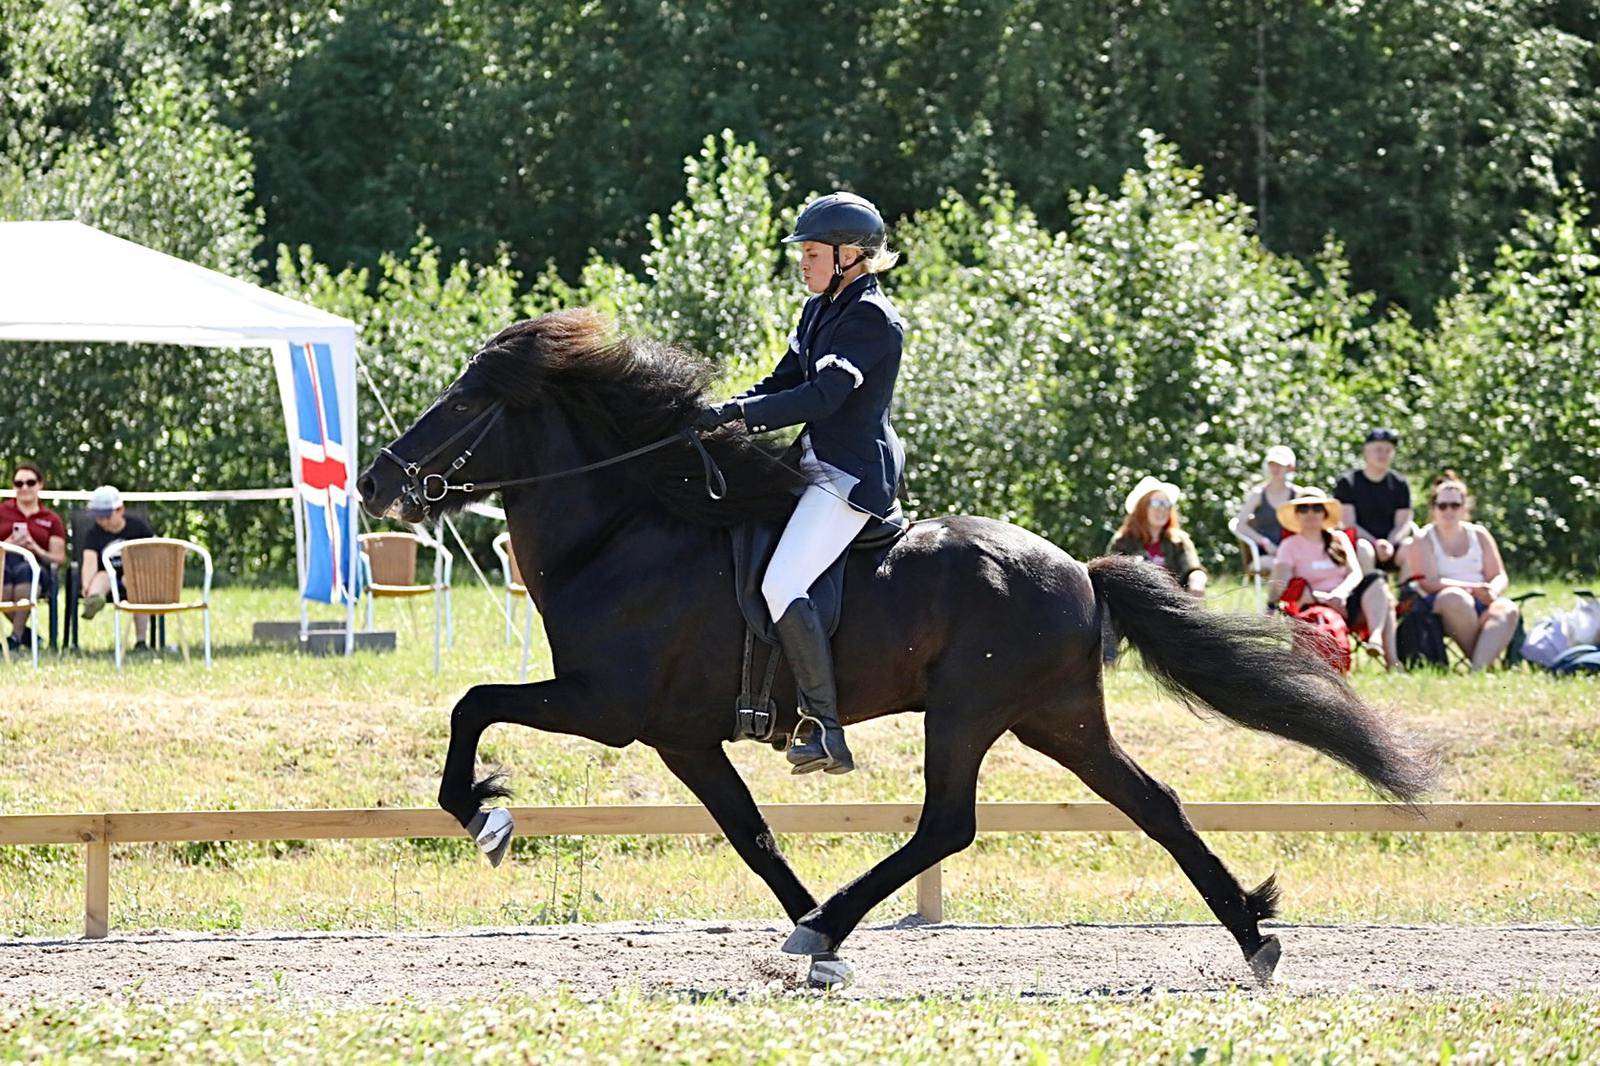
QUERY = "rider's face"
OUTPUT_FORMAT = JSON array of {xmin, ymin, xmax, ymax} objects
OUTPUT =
[{"xmin": 798, "ymin": 241, "xmax": 834, "ymax": 294}]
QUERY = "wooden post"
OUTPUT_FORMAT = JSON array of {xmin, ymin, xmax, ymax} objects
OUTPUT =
[
  {"xmin": 915, "ymin": 861, "xmax": 943, "ymax": 923},
  {"xmin": 84, "ymin": 818, "xmax": 110, "ymax": 939}
]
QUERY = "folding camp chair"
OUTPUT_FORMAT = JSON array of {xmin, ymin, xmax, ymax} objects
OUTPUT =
[
  {"xmin": 0, "ymin": 541, "xmax": 42, "ymax": 668},
  {"xmin": 359, "ymin": 530, "xmax": 453, "ymax": 671},
  {"xmin": 104, "ymin": 538, "xmax": 213, "ymax": 670},
  {"xmin": 491, "ymin": 531, "xmax": 536, "ymax": 682}
]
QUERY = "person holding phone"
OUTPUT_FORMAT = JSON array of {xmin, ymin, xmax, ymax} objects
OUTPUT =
[{"xmin": 1, "ymin": 461, "xmax": 67, "ymax": 649}]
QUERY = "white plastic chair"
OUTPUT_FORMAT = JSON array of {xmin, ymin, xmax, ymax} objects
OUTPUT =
[
  {"xmin": 104, "ymin": 537, "xmax": 213, "ymax": 670},
  {"xmin": 0, "ymin": 541, "xmax": 42, "ymax": 669},
  {"xmin": 1237, "ymin": 537, "xmax": 1267, "ymax": 613},
  {"xmin": 492, "ymin": 531, "xmax": 535, "ymax": 682},
  {"xmin": 359, "ymin": 530, "xmax": 453, "ymax": 673}
]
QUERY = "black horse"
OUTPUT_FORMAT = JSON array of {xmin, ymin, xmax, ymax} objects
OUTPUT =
[{"xmin": 357, "ymin": 309, "xmax": 1435, "ymax": 986}]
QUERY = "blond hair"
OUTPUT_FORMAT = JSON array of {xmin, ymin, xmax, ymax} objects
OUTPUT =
[{"xmin": 844, "ymin": 243, "xmax": 900, "ymax": 273}]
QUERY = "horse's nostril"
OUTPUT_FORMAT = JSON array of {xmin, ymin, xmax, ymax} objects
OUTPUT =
[{"xmin": 357, "ymin": 474, "xmax": 376, "ymax": 502}]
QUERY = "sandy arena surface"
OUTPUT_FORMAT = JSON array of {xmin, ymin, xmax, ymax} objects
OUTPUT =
[{"xmin": 3, "ymin": 920, "xmax": 1599, "ymax": 1003}]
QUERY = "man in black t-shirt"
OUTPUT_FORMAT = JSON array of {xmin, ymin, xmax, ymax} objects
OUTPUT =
[
  {"xmin": 79, "ymin": 485, "xmax": 157, "ymax": 645},
  {"xmin": 1333, "ymin": 428, "xmax": 1415, "ymax": 573}
]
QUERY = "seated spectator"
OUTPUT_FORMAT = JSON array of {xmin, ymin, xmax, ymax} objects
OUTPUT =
[
  {"xmin": 1268, "ymin": 488, "xmax": 1399, "ymax": 669},
  {"xmin": 1, "ymin": 461, "xmax": 67, "ymax": 650},
  {"xmin": 1108, "ymin": 475, "xmax": 1207, "ymax": 598},
  {"xmin": 1411, "ymin": 471, "xmax": 1519, "ymax": 672},
  {"xmin": 78, "ymin": 485, "xmax": 157, "ymax": 649},
  {"xmin": 1334, "ymin": 427, "xmax": 1416, "ymax": 574},
  {"xmin": 1229, "ymin": 444, "xmax": 1302, "ymax": 574}
]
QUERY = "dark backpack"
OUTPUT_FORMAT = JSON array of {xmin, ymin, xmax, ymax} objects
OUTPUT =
[{"xmin": 1396, "ymin": 583, "xmax": 1449, "ymax": 668}]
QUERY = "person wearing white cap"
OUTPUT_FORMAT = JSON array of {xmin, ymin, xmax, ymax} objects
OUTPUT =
[
  {"xmin": 1107, "ymin": 475, "xmax": 1206, "ymax": 598},
  {"xmin": 78, "ymin": 486, "xmax": 156, "ymax": 645},
  {"xmin": 1229, "ymin": 445, "xmax": 1302, "ymax": 574}
]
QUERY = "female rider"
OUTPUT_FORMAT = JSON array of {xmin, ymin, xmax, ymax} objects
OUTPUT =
[{"xmin": 696, "ymin": 192, "xmax": 905, "ymax": 775}]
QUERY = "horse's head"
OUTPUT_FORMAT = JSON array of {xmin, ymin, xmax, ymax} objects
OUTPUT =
[
  {"xmin": 359, "ymin": 311, "xmax": 633, "ymax": 523},
  {"xmin": 360, "ymin": 308, "xmax": 803, "ymax": 528},
  {"xmin": 357, "ymin": 359, "xmax": 509, "ymax": 523}
]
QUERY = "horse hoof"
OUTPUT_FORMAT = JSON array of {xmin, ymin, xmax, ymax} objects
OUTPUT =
[
  {"xmin": 1247, "ymin": 934, "xmax": 1282, "ymax": 986},
  {"xmin": 469, "ymin": 808, "xmax": 514, "ymax": 867},
  {"xmin": 807, "ymin": 953, "xmax": 854, "ymax": 990},
  {"xmin": 782, "ymin": 922, "xmax": 833, "ymax": 956}
]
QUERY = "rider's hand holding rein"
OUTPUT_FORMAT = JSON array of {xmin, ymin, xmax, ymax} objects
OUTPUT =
[
  {"xmin": 702, "ymin": 191, "xmax": 907, "ymax": 776},
  {"xmin": 693, "ymin": 400, "xmax": 745, "ymax": 431}
]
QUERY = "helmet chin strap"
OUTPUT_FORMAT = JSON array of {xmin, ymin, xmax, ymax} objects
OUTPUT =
[{"xmin": 824, "ymin": 245, "xmax": 866, "ymax": 299}]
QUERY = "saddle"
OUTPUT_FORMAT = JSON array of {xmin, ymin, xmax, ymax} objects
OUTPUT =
[
  {"xmin": 726, "ymin": 500, "xmax": 909, "ymax": 743},
  {"xmin": 729, "ymin": 500, "xmax": 908, "ymax": 646}
]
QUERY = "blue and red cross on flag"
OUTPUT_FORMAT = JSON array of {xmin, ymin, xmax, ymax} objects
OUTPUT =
[{"xmin": 288, "ymin": 341, "xmax": 356, "ymax": 604}]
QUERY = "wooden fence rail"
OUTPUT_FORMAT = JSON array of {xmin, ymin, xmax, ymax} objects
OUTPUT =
[{"xmin": 1, "ymin": 802, "xmax": 1596, "ymax": 939}]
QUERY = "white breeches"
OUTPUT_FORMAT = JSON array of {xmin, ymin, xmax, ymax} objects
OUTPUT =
[{"xmin": 761, "ymin": 445, "xmax": 869, "ymax": 622}]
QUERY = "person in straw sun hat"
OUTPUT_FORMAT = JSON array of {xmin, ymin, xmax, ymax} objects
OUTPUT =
[
  {"xmin": 1267, "ymin": 487, "xmax": 1399, "ymax": 669},
  {"xmin": 1107, "ymin": 474, "xmax": 1207, "ymax": 598}
]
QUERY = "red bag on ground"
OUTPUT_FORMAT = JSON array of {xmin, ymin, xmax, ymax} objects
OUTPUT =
[{"xmin": 1279, "ymin": 578, "xmax": 1353, "ymax": 673}]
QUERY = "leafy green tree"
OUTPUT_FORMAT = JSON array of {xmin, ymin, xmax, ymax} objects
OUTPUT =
[
  {"xmin": 1, "ymin": 9, "xmax": 281, "ymax": 575},
  {"xmin": 1379, "ymin": 182, "xmax": 1600, "ymax": 574}
]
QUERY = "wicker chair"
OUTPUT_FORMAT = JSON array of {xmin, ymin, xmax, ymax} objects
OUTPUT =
[
  {"xmin": 358, "ymin": 531, "xmax": 453, "ymax": 668},
  {"xmin": 491, "ymin": 531, "xmax": 535, "ymax": 681},
  {"xmin": 0, "ymin": 541, "xmax": 42, "ymax": 668},
  {"xmin": 104, "ymin": 538, "xmax": 213, "ymax": 670}
]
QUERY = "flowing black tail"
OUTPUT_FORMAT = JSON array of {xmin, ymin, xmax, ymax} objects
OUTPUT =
[{"xmin": 1088, "ymin": 555, "xmax": 1437, "ymax": 802}]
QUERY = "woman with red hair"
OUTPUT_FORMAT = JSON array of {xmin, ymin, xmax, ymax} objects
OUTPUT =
[{"xmin": 1107, "ymin": 475, "xmax": 1207, "ymax": 598}]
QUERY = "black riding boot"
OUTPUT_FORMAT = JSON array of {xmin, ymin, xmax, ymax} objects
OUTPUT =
[{"xmin": 777, "ymin": 598, "xmax": 855, "ymax": 775}]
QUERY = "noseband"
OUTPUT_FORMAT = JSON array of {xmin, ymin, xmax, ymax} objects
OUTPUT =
[{"xmin": 376, "ymin": 402, "xmax": 726, "ymax": 519}]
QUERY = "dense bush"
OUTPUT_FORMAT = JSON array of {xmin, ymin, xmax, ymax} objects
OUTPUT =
[
  {"xmin": 6, "ymin": 74, "xmax": 1597, "ymax": 577},
  {"xmin": 225, "ymin": 0, "xmax": 1600, "ymax": 320},
  {"xmin": 517, "ymin": 132, "xmax": 1600, "ymax": 575},
  {"xmin": 0, "ymin": 4, "xmax": 282, "ymax": 576}
]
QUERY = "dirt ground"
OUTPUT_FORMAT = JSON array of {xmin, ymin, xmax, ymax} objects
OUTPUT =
[{"xmin": 4, "ymin": 920, "xmax": 1598, "ymax": 1003}]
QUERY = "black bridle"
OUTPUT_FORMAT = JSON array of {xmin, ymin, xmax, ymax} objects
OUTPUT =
[{"xmin": 376, "ymin": 402, "xmax": 726, "ymax": 519}]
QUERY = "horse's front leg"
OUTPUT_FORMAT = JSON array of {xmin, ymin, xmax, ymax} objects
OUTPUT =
[
  {"xmin": 438, "ymin": 677, "xmax": 633, "ymax": 865},
  {"xmin": 658, "ymin": 746, "xmax": 856, "ymax": 986},
  {"xmin": 656, "ymin": 746, "xmax": 817, "ymax": 922},
  {"xmin": 782, "ymin": 718, "xmax": 999, "ymax": 957}
]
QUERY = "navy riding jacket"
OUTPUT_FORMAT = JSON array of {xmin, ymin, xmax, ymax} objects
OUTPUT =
[{"xmin": 736, "ymin": 274, "xmax": 906, "ymax": 517}]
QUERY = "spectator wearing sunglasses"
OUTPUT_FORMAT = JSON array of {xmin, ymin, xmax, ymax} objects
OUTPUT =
[
  {"xmin": 1107, "ymin": 475, "xmax": 1207, "ymax": 598},
  {"xmin": 1412, "ymin": 471, "xmax": 1518, "ymax": 671},
  {"xmin": 1268, "ymin": 487, "xmax": 1399, "ymax": 668},
  {"xmin": 1, "ymin": 461, "xmax": 67, "ymax": 650}
]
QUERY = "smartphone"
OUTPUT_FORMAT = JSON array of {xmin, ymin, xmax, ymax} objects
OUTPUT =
[{"xmin": 10, "ymin": 523, "xmax": 26, "ymax": 539}]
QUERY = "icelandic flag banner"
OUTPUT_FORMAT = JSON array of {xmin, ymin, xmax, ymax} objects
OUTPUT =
[{"xmin": 287, "ymin": 341, "xmax": 356, "ymax": 604}]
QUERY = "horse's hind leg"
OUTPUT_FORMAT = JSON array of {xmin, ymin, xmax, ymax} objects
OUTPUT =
[{"xmin": 1011, "ymin": 708, "xmax": 1283, "ymax": 984}]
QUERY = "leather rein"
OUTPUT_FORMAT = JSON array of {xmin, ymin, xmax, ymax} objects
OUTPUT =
[{"xmin": 376, "ymin": 402, "xmax": 727, "ymax": 520}]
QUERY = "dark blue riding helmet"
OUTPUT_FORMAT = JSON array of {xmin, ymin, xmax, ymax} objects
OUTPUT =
[{"xmin": 782, "ymin": 192, "xmax": 886, "ymax": 252}]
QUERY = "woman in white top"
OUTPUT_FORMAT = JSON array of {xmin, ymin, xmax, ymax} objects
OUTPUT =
[{"xmin": 1412, "ymin": 471, "xmax": 1518, "ymax": 671}]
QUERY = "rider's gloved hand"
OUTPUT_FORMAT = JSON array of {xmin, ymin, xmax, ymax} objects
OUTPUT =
[{"xmin": 693, "ymin": 401, "xmax": 744, "ymax": 431}]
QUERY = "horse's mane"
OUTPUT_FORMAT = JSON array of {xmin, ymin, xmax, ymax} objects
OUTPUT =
[{"xmin": 472, "ymin": 309, "xmax": 803, "ymax": 526}]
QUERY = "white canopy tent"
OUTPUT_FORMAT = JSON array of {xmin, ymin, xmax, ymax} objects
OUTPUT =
[{"xmin": 0, "ymin": 220, "xmax": 363, "ymax": 651}]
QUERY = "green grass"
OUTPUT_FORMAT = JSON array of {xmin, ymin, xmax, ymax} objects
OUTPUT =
[
  {"xmin": 2, "ymin": 578, "xmax": 1597, "ymax": 937},
  {"xmin": 2, "ymin": 989, "xmax": 1596, "ymax": 1063}
]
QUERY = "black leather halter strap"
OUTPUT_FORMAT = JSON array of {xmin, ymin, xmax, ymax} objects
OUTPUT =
[{"xmin": 377, "ymin": 402, "xmax": 726, "ymax": 518}]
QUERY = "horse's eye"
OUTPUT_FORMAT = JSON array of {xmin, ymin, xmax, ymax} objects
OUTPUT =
[{"xmin": 452, "ymin": 402, "xmax": 471, "ymax": 413}]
